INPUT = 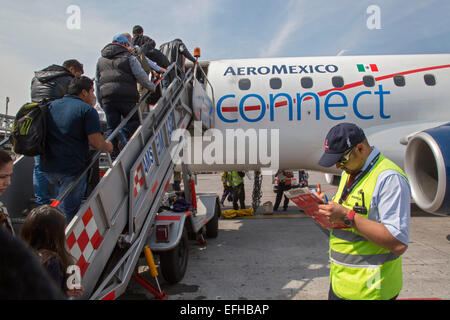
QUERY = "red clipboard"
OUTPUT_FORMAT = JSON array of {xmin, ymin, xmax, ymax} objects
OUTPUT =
[{"xmin": 285, "ymin": 187, "xmax": 347, "ymax": 229}]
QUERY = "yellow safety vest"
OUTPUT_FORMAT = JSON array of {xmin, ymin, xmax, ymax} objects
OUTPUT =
[
  {"xmin": 228, "ymin": 171, "xmax": 243, "ymax": 187},
  {"xmin": 330, "ymin": 153, "xmax": 407, "ymax": 300}
]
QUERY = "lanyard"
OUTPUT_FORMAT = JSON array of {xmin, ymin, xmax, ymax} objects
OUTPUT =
[{"xmin": 338, "ymin": 153, "xmax": 380, "ymax": 205}]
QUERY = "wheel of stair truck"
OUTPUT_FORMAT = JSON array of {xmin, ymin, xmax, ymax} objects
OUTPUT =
[
  {"xmin": 159, "ymin": 226, "xmax": 189, "ymax": 284},
  {"xmin": 205, "ymin": 199, "xmax": 220, "ymax": 238}
]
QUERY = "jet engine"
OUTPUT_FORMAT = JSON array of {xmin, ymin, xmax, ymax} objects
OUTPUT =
[{"xmin": 404, "ymin": 123, "xmax": 450, "ymax": 215}]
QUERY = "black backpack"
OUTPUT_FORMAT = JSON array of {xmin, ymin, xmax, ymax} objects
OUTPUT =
[{"xmin": 10, "ymin": 99, "xmax": 50, "ymax": 156}]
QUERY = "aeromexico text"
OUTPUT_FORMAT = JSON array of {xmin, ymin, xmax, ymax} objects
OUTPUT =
[{"xmin": 223, "ymin": 64, "xmax": 339, "ymax": 76}]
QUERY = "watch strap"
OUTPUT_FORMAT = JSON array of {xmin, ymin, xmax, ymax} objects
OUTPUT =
[{"xmin": 347, "ymin": 210, "xmax": 356, "ymax": 221}]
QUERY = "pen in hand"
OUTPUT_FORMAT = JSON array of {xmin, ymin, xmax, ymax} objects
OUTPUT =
[{"xmin": 324, "ymin": 194, "xmax": 329, "ymax": 204}]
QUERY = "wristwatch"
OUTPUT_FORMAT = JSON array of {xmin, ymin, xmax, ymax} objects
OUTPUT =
[{"xmin": 343, "ymin": 210, "xmax": 356, "ymax": 227}]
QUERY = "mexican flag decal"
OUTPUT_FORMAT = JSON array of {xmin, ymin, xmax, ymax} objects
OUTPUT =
[{"xmin": 357, "ymin": 64, "xmax": 379, "ymax": 72}]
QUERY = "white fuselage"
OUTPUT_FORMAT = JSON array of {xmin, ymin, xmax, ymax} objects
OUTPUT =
[{"xmin": 190, "ymin": 54, "xmax": 450, "ymax": 173}]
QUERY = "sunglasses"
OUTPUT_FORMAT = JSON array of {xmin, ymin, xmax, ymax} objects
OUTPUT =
[{"xmin": 338, "ymin": 147, "xmax": 354, "ymax": 166}]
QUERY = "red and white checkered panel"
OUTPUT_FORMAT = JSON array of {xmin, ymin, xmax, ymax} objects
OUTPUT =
[
  {"xmin": 134, "ymin": 164, "xmax": 144, "ymax": 198},
  {"xmin": 66, "ymin": 207, "xmax": 103, "ymax": 278}
]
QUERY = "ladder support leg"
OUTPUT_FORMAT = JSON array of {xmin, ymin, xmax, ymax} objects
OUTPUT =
[{"xmin": 133, "ymin": 273, "xmax": 167, "ymax": 300}]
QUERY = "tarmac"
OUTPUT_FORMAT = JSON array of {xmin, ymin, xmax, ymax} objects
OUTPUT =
[{"xmin": 122, "ymin": 171, "xmax": 450, "ymax": 300}]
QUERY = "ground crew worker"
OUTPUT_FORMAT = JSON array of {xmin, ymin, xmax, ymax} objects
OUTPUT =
[
  {"xmin": 220, "ymin": 172, "xmax": 233, "ymax": 206},
  {"xmin": 228, "ymin": 171, "xmax": 246, "ymax": 210},
  {"xmin": 173, "ymin": 171, "xmax": 182, "ymax": 192},
  {"xmin": 317, "ymin": 123, "xmax": 411, "ymax": 300},
  {"xmin": 273, "ymin": 170, "xmax": 293, "ymax": 212}
]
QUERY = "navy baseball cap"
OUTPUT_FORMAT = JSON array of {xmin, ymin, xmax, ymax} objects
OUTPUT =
[
  {"xmin": 112, "ymin": 34, "xmax": 131, "ymax": 46},
  {"xmin": 318, "ymin": 123, "xmax": 366, "ymax": 167}
]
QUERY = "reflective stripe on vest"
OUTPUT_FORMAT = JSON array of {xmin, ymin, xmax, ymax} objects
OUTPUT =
[
  {"xmin": 330, "ymin": 249, "xmax": 399, "ymax": 268},
  {"xmin": 231, "ymin": 171, "xmax": 243, "ymax": 186},
  {"xmin": 332, "ymin": 229, "xmax": 367, "ymax": 242},
  {"xmin": 226, "ymin": 172, "xmax": 232, "ymax": 187},
  {"xmin": 330, "ymin": 153, "xmax": 407, "ymax": 300}
]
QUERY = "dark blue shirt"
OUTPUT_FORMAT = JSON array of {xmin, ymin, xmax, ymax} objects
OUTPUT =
[
  {"xmin": 45, "ymin": 257, "xmax": 64, "ymax": 291},
  {"xmin": 43, "ymin": 95, "xmax": 101, "ymax": 175}
]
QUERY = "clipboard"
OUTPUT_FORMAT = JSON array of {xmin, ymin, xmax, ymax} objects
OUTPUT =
[{"xmin": 285, "ymin": 187, "xmax": 347, "ymax": 229}]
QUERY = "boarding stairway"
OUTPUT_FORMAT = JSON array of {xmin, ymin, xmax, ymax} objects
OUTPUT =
[
  {"xmin": 76, "ymin": 64, "xmax": 216, "ymax": 300},
  {"xmin": 1, "ymin": 62, "xmax": 217, "ymax": 300}
]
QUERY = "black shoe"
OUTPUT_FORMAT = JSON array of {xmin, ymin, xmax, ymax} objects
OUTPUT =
[{"xmin": 283, "ymin": 207, "xmax": 288, "ymax": 211}]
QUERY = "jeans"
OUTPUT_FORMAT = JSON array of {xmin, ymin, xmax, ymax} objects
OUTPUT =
[
  {"xmin": 173, "ymin": 180, "xmax": 181, "ymax": 192},
  {"xmin": 43, "ymin": 172, "xmax": 87, "ymax": 223},
  {"xmin": 221, "ymin": 186, "xmax": 233, "ymax": 204},
  {"xmin": 33, "ymin": 156, "xmax": 52, "ymax": 205},
  {"xmin": 103, "ymin": 101, "xmax": 140, "ymax": 157}
]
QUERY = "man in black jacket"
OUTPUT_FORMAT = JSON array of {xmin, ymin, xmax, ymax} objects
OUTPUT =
[
  {"xmin": 140, "ymin": 41, "xmax": 170, "ymax": 70},
  {"xmin": 160, "ymin": 39, "xmax": 197, "ymax": 82},
  {"xmin": 95, "ymin": 34, "xmax": 156, "ymax": 158},
  {"xmin": 30, "ymin": 59, "xmax": 84, "ymax": 207},
  {"xmin": 31, "ymin": 60, "xmax": 84, "ymax": 103},
  {"xmin": 140, "ymin": 41, "xmax": 171, "ymax": 95},
  {"xmin": 132, "ymin": 25, "xmax": 156, "ymax": 48}
]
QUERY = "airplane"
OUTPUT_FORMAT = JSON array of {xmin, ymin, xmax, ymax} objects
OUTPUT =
[
  {"xmin": 183, "ymin": 53, "xmax": 450, "ymax": 215},
  {"xmin": 2, "ymin": 51, "xmax": 448, "ymax": 299}
]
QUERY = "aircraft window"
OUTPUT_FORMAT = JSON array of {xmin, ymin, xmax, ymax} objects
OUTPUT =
[
  {"xmin": 332, "ymin": 76, "xmax": 344, "ymax": 88},
  {"xmin": 301, "ymin": 77, "xmax": 313, "ymax": 89},
  {"xmin": 270, "ymin": 78, "xmax": 282, "ymax": 90},
  {"xmin": 424, "ymin": 74, "xmax": 436, "ymax": 86},
  {"xmin": 393, "ymin": 75, "xmax": 405, "ymax": 87},
  {"xmin": 363, "ymin": 75, "xmax": 375, "ymax": 87},
  {"xmin": 239, "ymin": 78, "xmax": 251, "ymax": 90}
]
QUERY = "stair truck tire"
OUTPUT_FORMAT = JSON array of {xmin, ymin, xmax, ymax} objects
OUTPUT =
[
  {"xmin": 205, "ymin": 200, "xmax": 220, "ymax": 238},
  {"xmin": 159, "ymin": 227, "xmax": 189, "ymax": 284}
]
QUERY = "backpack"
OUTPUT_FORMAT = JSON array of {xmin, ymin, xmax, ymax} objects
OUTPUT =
[
  {"xmin": 170, "ymin": 198, "xmax": 191, "ymax": 212},
  {"xmin": 10, "ymin": 99, "xmax": 50, "ymax": 156}
]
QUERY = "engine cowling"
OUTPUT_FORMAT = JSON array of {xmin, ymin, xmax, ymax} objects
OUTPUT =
[
  {"xmin": 324, "ymin": 173, "xmax": 340, "ymax": 186},
  {"xmin": 404, "ymin": 123, "xmax": 450, "ymax": 214}
]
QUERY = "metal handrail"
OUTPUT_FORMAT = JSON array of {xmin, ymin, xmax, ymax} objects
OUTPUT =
[
  {"xmin": 193, "ymin": 61, "xmax": 215, "ymax": 108},
  {"xmin": 0, "ymin": 136, "xmax": 10, "ymax": 148}
]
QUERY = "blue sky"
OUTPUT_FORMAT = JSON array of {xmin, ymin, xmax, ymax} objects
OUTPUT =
[{"xmin": 1, "ymin": 0, "xmax": 449, "ymax": 115}]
